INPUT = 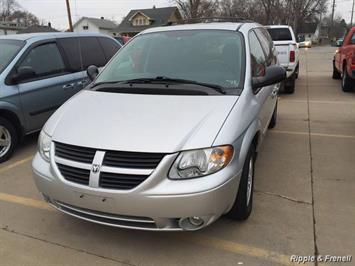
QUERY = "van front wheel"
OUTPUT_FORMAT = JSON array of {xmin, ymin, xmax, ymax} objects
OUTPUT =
[
  {"xmin": 227, "ymin": 143, "xmax": 256, "ymax": 220},
  {"xmin": 0, "ymin": 118, "xmax": 18, "ymax": 163}
]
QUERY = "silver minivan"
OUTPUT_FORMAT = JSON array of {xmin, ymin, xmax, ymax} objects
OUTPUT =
[
  {"xmin": 0, "ymin": 33, "xmax": 121, "ymax": 162},
  {"xmin": 32, "ymin": 22, "xmax": 285, "ymax": 231}
]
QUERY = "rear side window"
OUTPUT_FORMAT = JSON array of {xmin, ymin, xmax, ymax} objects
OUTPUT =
[
  {"xmin": 78, "ymin": 37, "xmax": 106, "ymax": 69},
  {"xmin": 18, "ymin": 42, "xmax": 66, "ymax": 79},
  {"xmin": 255, "ymin": 28, "xmax": 274, "ymax": 66},
  {"xmin": 249, "ymin": 31, "xmax": 266, "ymax": 77},
  {"xmin": 98, "ymin": 37, "xmax": 120, "ymax": 61},
  {"xmin": 267, "ymin": 28, "xmax": 292, "ymax": 41},
  {"xmin": 57, "ymin": 37, "xmax": 82, "ymax": 72}
]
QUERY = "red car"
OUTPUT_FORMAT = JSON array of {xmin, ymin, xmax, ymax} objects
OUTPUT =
[{"xmin": 333, "ymin": 27, "xmax": 355, "ymax": 92}]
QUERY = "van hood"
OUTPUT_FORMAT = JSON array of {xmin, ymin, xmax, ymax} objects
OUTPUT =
[{"xmin": 46, "ymin": 90, "xmax": 238, "ymax": 153}]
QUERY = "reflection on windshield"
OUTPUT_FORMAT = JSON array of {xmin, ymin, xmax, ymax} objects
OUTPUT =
[
  {"xmin": 0, "ymin": 40, "xmax": 25, "ymax": 74},
  {"xmin": 95, "ymin": 30, "xmax": 244, "ymax": 90}
]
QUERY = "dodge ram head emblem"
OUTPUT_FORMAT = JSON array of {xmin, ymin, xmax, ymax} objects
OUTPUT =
[{"xmin": 91, "ymin": 164, "xmax": 101, "ymax": 174}]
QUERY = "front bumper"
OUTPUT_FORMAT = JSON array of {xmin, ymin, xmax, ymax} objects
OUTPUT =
[{"xmin": 32, "ymin": 153, "xmax": 241, "ymax": 231}]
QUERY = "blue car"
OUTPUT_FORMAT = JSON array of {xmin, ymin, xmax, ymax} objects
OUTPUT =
[{"xmin": 0, "ymin": 33, "xmax": 121, "ymax": 162}]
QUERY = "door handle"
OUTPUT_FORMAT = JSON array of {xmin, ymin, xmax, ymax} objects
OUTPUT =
[
  {"xmin": 63, "ymin": 83, "xmax": 75, "ymax": 89},
  {"xmin": 77, "ymin": 79, "xmax": 90, "ymax": 87}
]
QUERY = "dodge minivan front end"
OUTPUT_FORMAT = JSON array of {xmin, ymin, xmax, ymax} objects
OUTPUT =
[{"xmin": 33, "ymin": 135, "xmax": 242, "ymax": 231}]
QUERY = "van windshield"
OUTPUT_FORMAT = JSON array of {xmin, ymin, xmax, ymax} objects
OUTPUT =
[
  {"xmin": 0, "ymin": 40, "xmax": 25, "ymax": 74},
  {"xmin": 95, "ymin": 30, "xmax": 244, "ymax": 94}
]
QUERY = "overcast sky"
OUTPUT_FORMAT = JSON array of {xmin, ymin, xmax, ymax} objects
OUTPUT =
[{"xmin": 17, "ymin": 0, "xmax": 354, "ymax": 30}]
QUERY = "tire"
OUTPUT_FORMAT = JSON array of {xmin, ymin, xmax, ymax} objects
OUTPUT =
[
  {"xmin": 342, "ymin": 67, "xmax": 354, "ymax": 92},
  {"xmin": 332, "ymin": 61, "xmax": 341, "ymax": 79},
  {"xmin": 0, "ymin": 117, "xmax": 18, "ymax": 163},
  {"xmin": 227, "ymin": 143, "xmax": 256, "ymax": 220},
  {"xmin": 295, "ymin": 63, "xmax": 299, "ymax": 79},
  {"xmin": 284, "ymin": 75, "xmax": 295, "ymax": 94},
  {"xmin": 268, "ymin": 101, "xmax": 278, "ymax": 129}
]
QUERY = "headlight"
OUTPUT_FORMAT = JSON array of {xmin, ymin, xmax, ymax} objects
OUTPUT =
[
  {"xmin": 169, "ymin": 145, "xmax": 234, "ymax": 179},
  {"xmin": 39, "ymin": 131, "xmax": 52, "ymax": 162}
]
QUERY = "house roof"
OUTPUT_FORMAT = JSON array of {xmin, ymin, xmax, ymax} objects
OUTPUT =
[
  {"xmin": 116, "ymin": 6, "xmax": 180, "ymax": 33},
  {"xmin": 74, "ymin": 17, "xmax": 118, "ymax": 30},
  {"xmin": 17, "ymin": 25, "xmax": 59, "ymax": 34}
]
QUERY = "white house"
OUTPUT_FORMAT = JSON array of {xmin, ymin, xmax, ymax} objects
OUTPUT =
[
  {"xmin": 73, "ymin": 17, "xmax": 118, "ymax": 37},
  {"xmin": 0, "ymin": 21, "xmax": 25, "ymax": 35}
]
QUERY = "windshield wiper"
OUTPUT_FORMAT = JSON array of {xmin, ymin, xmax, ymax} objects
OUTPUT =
[{"xmin": 120, "ymin": 76, "xmax": 227, "ymax": 95}]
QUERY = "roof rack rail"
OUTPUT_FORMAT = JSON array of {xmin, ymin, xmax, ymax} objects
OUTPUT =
[{"xmin": 182, "ymin": 17, "xmax": 255, "ymax": 24}]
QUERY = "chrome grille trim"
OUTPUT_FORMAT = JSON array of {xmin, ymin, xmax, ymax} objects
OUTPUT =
[
  {"xmin": 100, "ymin": 166, "xmax": 153, "ymax": 175},
  {"xmin": 55, "ymin": 157, "xmax": 92, "ymax": 170},
  {"xmin": 52, "ymin": 201, "xmax": 159, "ymax": 229}
]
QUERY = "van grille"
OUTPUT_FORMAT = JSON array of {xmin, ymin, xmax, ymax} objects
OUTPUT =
[
  {"xmin": 103, "ymin": 150, "xmax": 165, "ymax": 169},
  {"xmin": 99, "ymin": 172, "xmax": 149, "ymax": 190},
  {"xmin": 55, "ymin": 142, "xmax": 96, "ymax": 164},
  {"xmin": 57, "ymin": 164, "xmax": 90, "ymax": 185},
  {"xmin": 54, "ymin": 142, "xmax": 166, "ymax": 190}
]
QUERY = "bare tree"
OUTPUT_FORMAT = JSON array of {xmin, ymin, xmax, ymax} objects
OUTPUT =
[
  {"xmin": 173, "ymin": 0, "xmax": 219, "ymax": 19},
  {"xmin": 286, "ymin": 0, "xmax": 327, "ymax": 33},
  {"xmin": 8, "ymin": 10, "xmax": 39, "ymax": 26},
  {"xmin": 0, "ymin": 0, "xmax": 19, "ymax": 20},
  {"xmin": 219, "ymin": 0, "xmax": 264, "ymax": 22},
  {"xmin": 0, "ymin": 0, "xmax": 39, "ymax": 26}
]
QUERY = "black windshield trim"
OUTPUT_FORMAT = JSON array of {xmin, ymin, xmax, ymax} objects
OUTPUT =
[{"xmin": 91, "ymin": 82, "xmax": 231, "ymax": 96}]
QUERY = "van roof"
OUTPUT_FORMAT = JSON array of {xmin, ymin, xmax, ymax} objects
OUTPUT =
[
  {"xmin": 0, "ymin": 32, "xmax": 112, "ymax": 42},
  {"xmin": 141, "ymin": 22, "xmax": 260, "ymax": 34}
]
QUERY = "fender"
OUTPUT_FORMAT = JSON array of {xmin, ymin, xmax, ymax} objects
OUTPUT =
[
  {"xmin": 0, "ymin": 101, "xmax": 25, "ymax": 136},
  {"xmin": 233, "ymin": 118, "xmax": 263, "ymax": 174}
]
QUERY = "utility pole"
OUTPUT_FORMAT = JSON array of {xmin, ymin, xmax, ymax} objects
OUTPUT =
[
  {"xmin": 351, "ymin": 0, "xmax": 355, "ymax": 26},
  {"xmin": 330, "ymin": 0, "xmax": 336, "ymax": 39},
  {"xmin": 331, "ymin": 0, "xmax": 336, "ymax": 27},
  {"xmin": 65, "ymin": 0, "xmax": 73, "ymax": 32}
]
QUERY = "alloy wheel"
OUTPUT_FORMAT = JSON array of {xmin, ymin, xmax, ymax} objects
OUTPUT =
[
  {"xmin": 246, "ymin": 157, "xmax": 254, "ymax": 206},
  {"xmin": 0, "ymin": 126, "xmax": 11, "ymax": 157}
]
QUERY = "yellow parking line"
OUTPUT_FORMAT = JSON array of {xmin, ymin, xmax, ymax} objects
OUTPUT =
[
  {"xmin": 0, "ymin": 192, "xmax": 300, "ymax": 265},
  {"xmin": 182, "ymin": 234, "xmax": 299, "ymax": 266},
  {"xmin": 271, "ymin": 130, "xmax": 355, "ymax": 140},
  {"xmin": 0, "ymin": 156, "xmax": 33, "ymax": 175},
  {"xmin": 0, "ymin": 192, "xmax": 52, "ymax": 211}
]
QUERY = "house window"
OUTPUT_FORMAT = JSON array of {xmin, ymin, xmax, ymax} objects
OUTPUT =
[
  {"xmin": 83, "ymin": 25, "xmax": 89, "ymax": 30},
  {"xmin": 133, "ymin": 18, "xmax": 149, "ymax": 26}
]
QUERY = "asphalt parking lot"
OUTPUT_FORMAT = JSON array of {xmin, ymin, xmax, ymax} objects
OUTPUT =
[{"xmin": 0, "ymin": 46, "xmax": 354, "ymax": 266}]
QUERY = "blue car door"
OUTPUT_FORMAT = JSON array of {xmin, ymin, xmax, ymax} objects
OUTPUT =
[{"xmin": 14, "ymin": 40, "xmax": 83, "ymax": 132}]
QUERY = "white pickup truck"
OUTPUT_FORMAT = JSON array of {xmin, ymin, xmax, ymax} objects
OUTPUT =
[{"xmin": 266, "ymin": 25, "xmax": 299, "ymax": 93}]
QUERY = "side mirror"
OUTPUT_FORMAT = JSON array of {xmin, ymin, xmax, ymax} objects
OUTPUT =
[
  {"xmin": 87, "ymin": 65, "xmax": 99, "ymax": 81},
  {"xmin": 252, "ymin": 65, "xmax": 286, "ymax": 91},
  {"xmin": 11, "ymin": 66, "xmax": 36, "ymax": 83}
]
